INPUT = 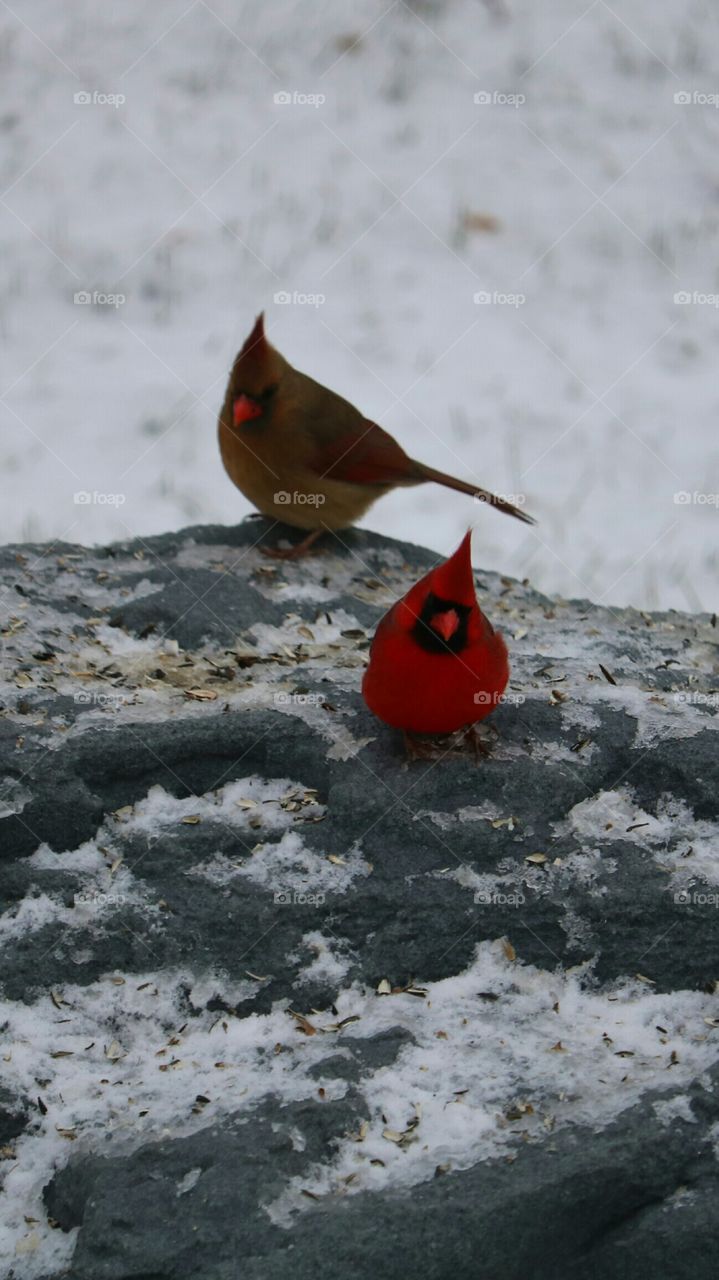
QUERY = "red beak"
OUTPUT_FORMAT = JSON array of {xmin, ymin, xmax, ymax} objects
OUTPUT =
[{"xmin": 233, "ymin": 394, "xmax": 263, "ymax": 427}]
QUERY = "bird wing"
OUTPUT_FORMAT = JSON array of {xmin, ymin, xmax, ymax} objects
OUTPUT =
[{"xmin": 308, "ymin": 419, "xmax": 418, "ymax": 487}]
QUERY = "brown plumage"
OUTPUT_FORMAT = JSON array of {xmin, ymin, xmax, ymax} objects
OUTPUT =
[{"xmin": 218, "ymin": 314, "xmax": 534, "ymax": 558}]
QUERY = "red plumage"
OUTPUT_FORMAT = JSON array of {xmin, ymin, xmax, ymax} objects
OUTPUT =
[{"xmin": 361, "ymin": 532, "xmax": 509, "ymax": 735}]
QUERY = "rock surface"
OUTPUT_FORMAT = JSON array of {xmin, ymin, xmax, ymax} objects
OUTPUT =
[{"xmin": 0, "ymin": 516, "xmax": 717, "ymax": 1279}]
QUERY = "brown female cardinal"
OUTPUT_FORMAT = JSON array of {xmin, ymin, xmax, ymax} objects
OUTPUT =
[
  {"xmin": 218, "ymin": 314, "xmax": 534, "ymax": 558},
  {"xmin": 361, "ymin": 531, "xmax": 509, "ymax": 739}
]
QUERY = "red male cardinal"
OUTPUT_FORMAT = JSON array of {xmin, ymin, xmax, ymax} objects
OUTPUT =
[
  {"xmin": 218, "ymin": 315, "xmax": 534, "ymax": 558},
  {"xmin": 361, "ymin": 532, "xmax": 509, "ymax": 737}
]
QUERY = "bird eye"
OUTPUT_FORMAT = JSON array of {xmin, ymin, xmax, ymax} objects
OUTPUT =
[{"xmin": 262, "ymin": 383, "xmax": 278, "ymax": 400}]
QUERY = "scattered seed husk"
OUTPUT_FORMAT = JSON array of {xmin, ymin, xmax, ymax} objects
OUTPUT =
[
  {"xmin": 382, "ymin": 1128, "xmax": 404, "ymax": 1143},
  {"xmin": 322, "ymin": 1014, "xmax": 360, "ymax": 1034},
  {"xmin": 184, "ymin": 688, "xmax": 218, "ymax": 702},
  {"xmin": 505, "ymin": 1101, "xmax": 534, "ymax": 1120},
  {"xmin": 181, "ymin": 814, "xmax": 201, "ymax": 825},
  {"xmin": 288, "ymin": 1010, "xmax": 317, "ymax": 1036},
  {"xmin": 599, "ymin": 664, "xmax": 617, "ymax": 685},
  {"xmin": 525, "ymin": 852, "xmax": 548, "ymax": 865}
]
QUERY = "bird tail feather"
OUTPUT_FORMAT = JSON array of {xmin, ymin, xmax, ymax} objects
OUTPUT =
[{"xmin": 414, "ymin": 463, "xmax": 535, "ymax": 525}]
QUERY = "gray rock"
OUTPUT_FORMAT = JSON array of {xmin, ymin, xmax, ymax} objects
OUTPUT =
[{"xmin": 0, "ymin": 517, "xmax": 717, "ymax": 1278}]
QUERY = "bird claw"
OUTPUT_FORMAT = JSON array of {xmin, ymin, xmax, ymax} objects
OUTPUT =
[
  {"xmin": 463, "ymin": 723, "xmax": 497, "ymax": 760},
  {"xmin": 261, "ymin": 545, "xmax": 315, "ymax": 561},
  {"xmin": 402, "ymin": 731, "xmax": 439, "ymax": 761},
  {"xmin": 260, "ymin": 530, "xmax": 325, "ymax": 561},
  {"xmin": 402, "ymin": 723, "xmax": 498, "ymax": 763}
]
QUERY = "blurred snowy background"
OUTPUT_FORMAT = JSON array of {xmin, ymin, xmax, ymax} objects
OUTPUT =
[{"xmin": 0, "ymin": 0, "xmax": 717, "ymax": 611}]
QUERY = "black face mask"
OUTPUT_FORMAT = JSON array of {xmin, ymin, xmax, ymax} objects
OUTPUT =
[{"xmin": 411, "ymin": 592, "xmax": 472, "ymax": 655}]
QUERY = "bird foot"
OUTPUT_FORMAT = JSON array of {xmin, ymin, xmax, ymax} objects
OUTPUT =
[
  {"xmin": 260, "ymin": 530, "xmax": 324, "ymax": 560},
  {"xmin": 462, "ymin": 723, "xmax": 497, "ymax": 761},
  {"xmin": 402, "ymin": 731, "xmax": 440, "ymax": 761},
  {"xmin": 402, "ymin": 723, "xmax": 498, "ymax": 764}
]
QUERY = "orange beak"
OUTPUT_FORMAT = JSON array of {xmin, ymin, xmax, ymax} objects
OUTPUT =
[{"xmin": 233, "ymin": 394, "xmax": 263, "ymax": 427}]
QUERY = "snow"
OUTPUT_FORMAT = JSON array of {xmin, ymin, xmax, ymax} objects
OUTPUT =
[
  {"xmin": 2, "ymin": 0, "xmax": 718, "ymax": 611},
  {"xmin": 564, "ymin": 786, "xmax": 719, "ymax": 889},
  {"xmin": 2, "ymin": 939, "xmax": 719, "ymax": 1270}
]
